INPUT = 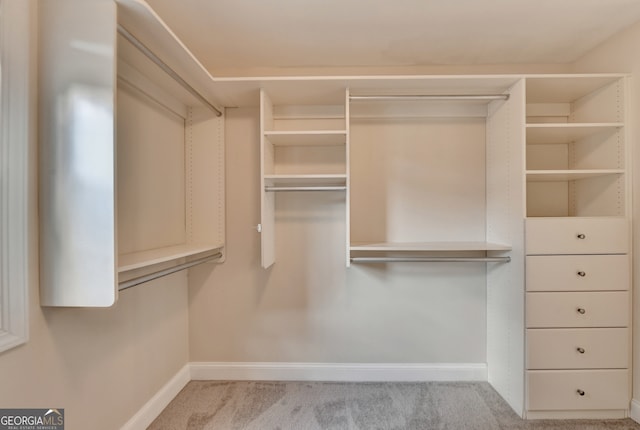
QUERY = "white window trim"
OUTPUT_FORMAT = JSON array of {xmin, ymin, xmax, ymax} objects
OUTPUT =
[{"xmin": 0, "ymin": 0, "xmax": 31, "ymax": 353}]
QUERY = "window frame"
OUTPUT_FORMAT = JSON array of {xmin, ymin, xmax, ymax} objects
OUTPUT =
[{"xmin": 0, "ymin": 0, "xmax": 31, "ymax": 354}]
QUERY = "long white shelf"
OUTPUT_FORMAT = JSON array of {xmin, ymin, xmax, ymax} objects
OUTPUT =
[
  {"xmin": 350, "ymin": 241, "xmax": 512, "ymax": 252},
  {"xmin": 264, "ymin": 130, "xmax": 347, "ymax": 146},
  {"xmin": 526, "ymin": 123, "xmax": 623, "ymax": 144},
  {"xmin": 118, "ymin": 243, "xmax": 223, "ymax": 273},
  {"xmin": 526, "ymin": 169, "xmax": 624, "ymax": 182}
]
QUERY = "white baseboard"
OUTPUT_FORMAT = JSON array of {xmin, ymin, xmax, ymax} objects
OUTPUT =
[
  {"xmin": 120, "ymin": 365, "xmax": 191, "ymax": 430},
  {"xmin": 630, "ymin": 398, "xmax": 640, "ymax": 423},
  {"xmin": 189, "ymin": 362, "xmax": 488, "ymax": 382}
]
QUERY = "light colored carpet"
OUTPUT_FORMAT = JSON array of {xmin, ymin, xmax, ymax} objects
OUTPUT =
[{"xmin": 148, "ymin": 381, "xmax": 640, "ymax": 430}]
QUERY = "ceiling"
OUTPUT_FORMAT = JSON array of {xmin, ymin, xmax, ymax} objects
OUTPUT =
[{"xmin": 144, "ymin": 0, "xmax": 640, "ymax": 76}]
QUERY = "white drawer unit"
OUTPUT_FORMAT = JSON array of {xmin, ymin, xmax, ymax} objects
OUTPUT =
[
  {"xmin": 525, "ymin": 217, "xmax": 628, "ymax": 255},
  {"xmin": 527, "ymin": 328, "xmax": 628, "ymax": 369},
  {"xmin": 526, "ymin": 255, "xmax": 629, "ymax": 292},
  {"xmin": 526, "ymin": 291, "xmax": 629, "ymax": 328},
  {"xmin": 524, "ymin": 77, "xmax": 630, "ymax": 419},
  {"xmin": 527, "ymin": 370, "xmax": 629, "ymax": 411}
]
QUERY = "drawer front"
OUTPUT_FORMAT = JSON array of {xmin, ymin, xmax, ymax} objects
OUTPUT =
[
  {"xmin": 527, "ymin": 328, "xmax": 628, "ymax": 369},
  {"xmin": 527, "ymin": 370, "xmax": 629, "ymax": 411},
  {"xmin": 526, "ymin": 218, "xmax": 628, "ymax": 255},
  {"xmin": 526, "ymin": 255, "xmax": 629, "ymax": 292},
  {"xmin": 526, "ymin": 292, "xmax": 629, "ymax": 328}
]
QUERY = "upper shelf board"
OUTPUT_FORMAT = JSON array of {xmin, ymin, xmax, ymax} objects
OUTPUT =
[
  {"xmin": 526, "ymin": 123, "xmax": 623, "ymax": 144},
  {"xmin": 264, "ymin": 130, "xmax": 347, "ymax": 146},
  {"xmin": 116, "ymin": 0, "xmax": 224, "ymax": 111},
  {"xmin": 350, "ymin": 241, "xmax": 512, "ymax": 252}
]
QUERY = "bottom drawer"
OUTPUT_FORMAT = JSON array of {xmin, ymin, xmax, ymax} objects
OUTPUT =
[{"xmin": 528, "ymin": 370, "xmax": 629, "ymax": 411}]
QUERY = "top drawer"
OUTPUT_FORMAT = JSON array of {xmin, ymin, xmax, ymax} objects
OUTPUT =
[{"xmin": 526, "ymin": 218, "xmax": 628, "ymax": 255}]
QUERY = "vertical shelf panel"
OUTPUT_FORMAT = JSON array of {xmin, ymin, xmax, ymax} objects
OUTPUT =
[
  {"xmin": 260, "ymin": 90, "xmax": 276, "ymax": 268},
  {"xmin": 39, "ymin": 0, "xmax": 118, "ymax": 307},
  {"xmin": 485, "ymin": 79, "xmax": 526, "ymax": 417}
]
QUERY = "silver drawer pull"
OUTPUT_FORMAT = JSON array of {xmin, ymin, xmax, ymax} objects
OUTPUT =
[
  {"xmin": 576, "ymin": 234, "xmax": 586, "ymax": 239},
  {"xmin": 577, "ymin": 347, "xmax": 585, "ymax": 354},
  {"xmin": 577, "ymin": 389, "xmax": 585, "ymax": 396},
  {"xmin": 577, "ymin": 271, "xmax": 586, "ymax": 277},
  {"xmin": 577, "ymin": 308, "xmax": 586, "ymax": 314}
]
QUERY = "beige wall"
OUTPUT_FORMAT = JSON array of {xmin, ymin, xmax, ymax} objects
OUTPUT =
[
  {"xmin": 189, "ymin": 107, "xmax": 490, "ymax": 363},
  {"xmin": 0, "ymin": 3, "xmax": 190, "ymax": 430},
  {"xmin": 571, "ymin": 20, "xmax": 640, "ymax": 406}
]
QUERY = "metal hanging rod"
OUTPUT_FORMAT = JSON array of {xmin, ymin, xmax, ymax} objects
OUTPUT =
[
  {"xmin": 349, "ymin": 94, "xmax": 509, "ymax": 102},
  {"xmin": 350, "ymin": 256, "xmax": 511, "ymax": 263},
  {"xmin": 265, "ymin": 186, "xmax": 347, "ymax": 192},
  {"xmin": 118, "ymin": 252, "xmax": 223, "ymax": 291},
  {"xmin": 117, "ymin": 24, "xmax": 223, "ymax": 117}
]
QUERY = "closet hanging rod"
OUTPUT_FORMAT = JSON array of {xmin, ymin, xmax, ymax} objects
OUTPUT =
[
  {"xmin": 117, "ymin": 25, "xmax": 223, "ymax": 117},
  {"xmin": 265, "ymin": 186, "xmax": 347, "ymax": 192},
  {"xmin": 349, "ymin": 94, "xmax": 509, "ymax": 101},
  {"xmin": 350, "ymin": 256, "xmax": 511, "ymax": 263},
  {"xmin": 118, "ymin": 252, "xmax": 223, "ymax": 291}
]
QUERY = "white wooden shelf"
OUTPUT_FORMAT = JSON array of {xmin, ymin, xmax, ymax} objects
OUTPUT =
[
  {"xmin": 118, "ymin": 243, "xmax": 223, "ymax": 273},
  {"xmin": 350, "ymin": 241, "xmax": 512, "ymax": 252},
  {"xmin": 526, "ymin": 123, "xmax": 623, "ymax": 144},
  {"xmin": 526, "ymin": 170, "xmax": 624, "ymax": 182},
  {"xmin": 264, "ymin": 174, "xmax": 346, "ymax": 186},
  {"xmin": 264, "ymin": 130, "xmax": 347, "ymax": 146}
]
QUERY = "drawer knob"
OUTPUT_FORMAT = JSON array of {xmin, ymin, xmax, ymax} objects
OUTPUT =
[
  {"xmin": 577, "ymin": 308, "xmax": 586, "ymax": 314},
  {"xmin": 577, "ymin": 389, "xmax": 586, "ymax": 396},
  {"xmin": 576, "ymin": 233, "xmax": 586, "ymax": 239},
  {"xmin": 577, "ymin": 271, "xmax": 586, "ymax": 277},
  {"xmin": 577, "ymin": 347, "xmax": 585, "ymax": 354}
]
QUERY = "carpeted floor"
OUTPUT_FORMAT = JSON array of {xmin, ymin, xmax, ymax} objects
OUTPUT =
[{"xmin": 148, "ymin": 381, "xmax": 640, "ymax": 430}]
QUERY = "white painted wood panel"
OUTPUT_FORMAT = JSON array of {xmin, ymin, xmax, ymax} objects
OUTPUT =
[
  {"xmin": 527, "ymin": 328, "xmax": 629, "ymax": 369},
  {"xmin": 526, "ymin": 291, "xmax": 629, "ymax": 328},
  {"xmin": 527, "ymin": 370, "xmax": 629, "ymax": 410},
  {"xmin": 526, "ymin": 255, "xmax": 629, "ymax": 292},
  {"xmin": 485, "ymin": 80, "xmax": 526, "ymax": 418},
  {"xmin": 525, "ymin": 217, "xmax": 628, "ymax": 254}
]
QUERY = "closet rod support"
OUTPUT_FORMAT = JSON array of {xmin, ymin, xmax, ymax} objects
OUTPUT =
[
  {"xmin": 350, "ymin": 256, "xmax": 511, "ymax": 263},
  {"xmin": 265, "ymin": 186, "xmax": 347, "ymax": 192},
  {"xmin": 349, "ymin": 94, "xmax": 509, "ymax": 101},
  {"xmin": 118, "ymin": 251, "xmax": 223, "ymax": 291},
  {"xmin": 117, "ymin": 25, "xmax": 223, "ymax": 117}
]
